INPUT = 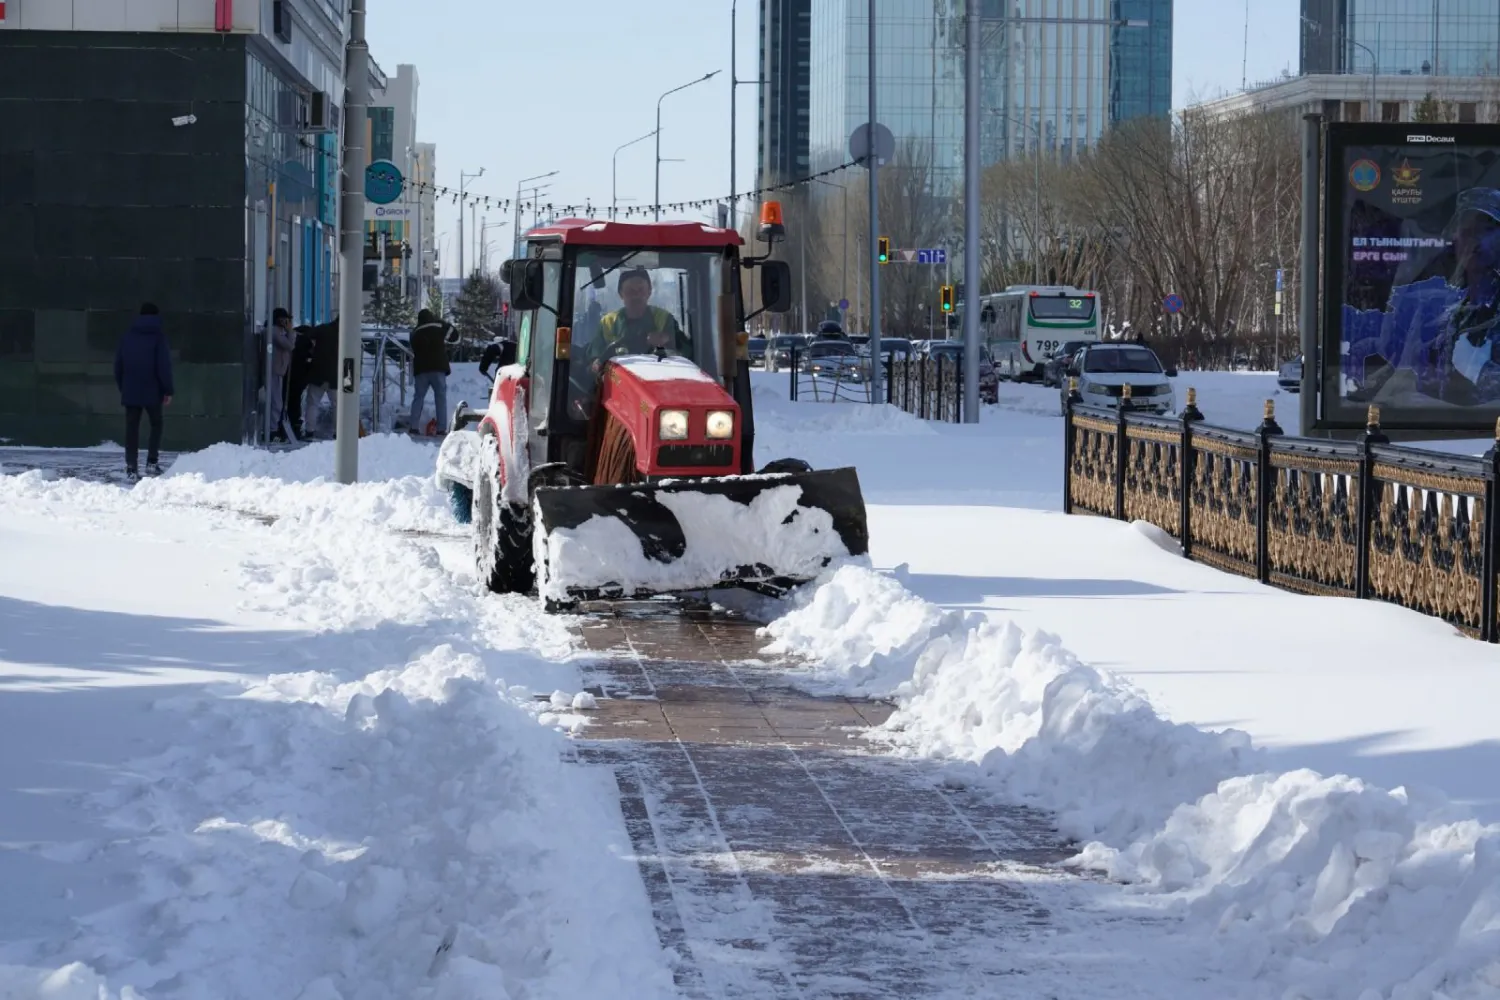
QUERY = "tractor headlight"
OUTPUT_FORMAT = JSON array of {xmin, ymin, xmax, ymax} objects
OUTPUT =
[
  {"xmin": 658, "ymin": 409, "xmax": 690, "ymax": 441},
  {"xmin": 705, "ymin": 410, "xmax": 735, "ymax": 440}
]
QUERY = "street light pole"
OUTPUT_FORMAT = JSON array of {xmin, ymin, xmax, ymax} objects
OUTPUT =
[
  {"xmin": 512, "ymin": 169, "xmax": 558, "ymax": 259},
  {"xmin": 1350, "ymin": 37, "xmax": 1378, "ymax": 118},
  {"xmin": 457, "ymin": 167, "xmax": 483, "ymax": 280},
  {"xmin": 613, "ymin": 130, "xmax": 656, "ymax": 220},
  {"xmin": 867, "ymin": 0, "xmax": 881, "ymax": 404},
  {"xmin": 335, "ymin": 0, "xmax": 370, "ymax": 484},
  {"xmin": 656, "ymin": 70, "xmax": 722, "ymax": 221},
  {"xmin": 730, "ymin": 0, "xmax": 770, "ymax": 233}
]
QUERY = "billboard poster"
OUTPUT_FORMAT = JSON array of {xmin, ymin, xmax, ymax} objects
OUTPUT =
[{"xmin": 1321, "ymin": 122, "xmax": 1500, "ymax": 431}]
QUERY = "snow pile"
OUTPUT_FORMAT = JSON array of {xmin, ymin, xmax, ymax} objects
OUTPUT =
[
  {"xmin": 534, "ymin": 480, "xmax": 853, "ymax": 603},
  {"xmin": 170, "ymin": 433, "xmax": 437, "ymax": 483},
  {"xmin": 31, "ymin": 644, "xmax": 673, "ymax": 1000},
  {"xmin": 0, "ymin": 433, "xmax": 460, "ymax": 534},
  {"xmin": 0, "ymin": 471, "xmax": 671, "ymax": 999},
  {"xmin": 762, "ymin": 563, "xmax": 1500, "ymax": 999}
]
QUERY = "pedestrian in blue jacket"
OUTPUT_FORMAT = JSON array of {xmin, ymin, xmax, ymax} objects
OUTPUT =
[{"xmin": 114, "ymin": 302, "xmax": 174, "ymax": 480}]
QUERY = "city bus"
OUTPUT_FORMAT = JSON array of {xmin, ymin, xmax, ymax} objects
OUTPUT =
[{"xmin": 969, "ymin": 285, "xmax": 1100, "ymax": 382}]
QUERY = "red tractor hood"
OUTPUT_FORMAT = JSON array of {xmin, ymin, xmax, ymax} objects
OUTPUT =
[{"xmin": 600, "ymin": 355, "xmax": 740, "ymax": 478}]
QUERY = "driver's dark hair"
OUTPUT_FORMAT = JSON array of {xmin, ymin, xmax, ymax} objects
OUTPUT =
[{"xmin": 618, "ymin": 267, "xmax": 652, "ymax": 291}]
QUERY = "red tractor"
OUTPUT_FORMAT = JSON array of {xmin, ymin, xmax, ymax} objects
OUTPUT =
[{"xmin": 453, "ymin": 203, "xmax": 868, "ymax": 610}]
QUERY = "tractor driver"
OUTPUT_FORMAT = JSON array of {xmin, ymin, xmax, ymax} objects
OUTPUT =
[{"xmin": 585, "ymin": 268, "xmax": 692, "ymax": 375}]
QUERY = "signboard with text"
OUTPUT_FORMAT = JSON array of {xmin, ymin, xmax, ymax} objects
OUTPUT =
[{"xmin": 1321, "ymin": 122, "xmax": 1500, "ymax": 431}]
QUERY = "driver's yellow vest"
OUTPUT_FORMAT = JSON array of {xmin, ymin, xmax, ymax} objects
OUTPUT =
[{"xmin": 598, "ymin": 307, "xmax": 674, "ymax": 349}]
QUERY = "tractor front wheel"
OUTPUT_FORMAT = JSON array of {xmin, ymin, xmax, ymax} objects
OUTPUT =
[{"xmin": 474, "ymin": 437, "xmax": 534, "ymax": 594}]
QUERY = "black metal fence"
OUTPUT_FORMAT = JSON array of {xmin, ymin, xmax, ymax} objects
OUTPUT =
[
  {"xmin": 783, "ymin": 344, "xmax": 965, "ymax": 424},
  {"xmin": 1064, "ymin": 386, "xmax": 1500, "ymax": 641}
]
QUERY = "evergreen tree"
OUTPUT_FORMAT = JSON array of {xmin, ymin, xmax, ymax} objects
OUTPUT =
[
  {"xmin": 1413, "ymin": 93, "xmax": 1448, "ymax": 123},
  {"xmin": 364, "ymin": 271, "xmax": 416, "ymax": 330},
  {"xmin": 425, "ymin": 282, "xmax": 445, "ymax": 320},
  {"xmin": 453, "ymin": 270, "xmax": 500, "ymax": 348}
]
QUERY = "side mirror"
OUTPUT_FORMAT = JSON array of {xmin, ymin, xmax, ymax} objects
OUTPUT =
[
  {"xmin": 1066, "ymin": 365, "xmax": 1079, "ymax": 377},
  {"xmin": 499, "ymin": 259, "xmax": 514, "ymax": 284},
  {"xmin": 760, "ymin": 261, "xmax": 793, "ymax": 314},
  {"xmin": 510, "ymin": 259, "xmax": 545, "ymax": 311},
  {"xmin": 1165, "ymin": 366, "xmax": 1178, "ymax": 377}
]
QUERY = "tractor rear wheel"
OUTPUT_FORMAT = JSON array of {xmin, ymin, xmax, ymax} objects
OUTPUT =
[{"xmin": 474, "ymin": 436, "xmax": 534, "ymax": 594}]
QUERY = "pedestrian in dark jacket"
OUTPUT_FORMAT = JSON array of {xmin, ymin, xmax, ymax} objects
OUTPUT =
[
  {"xmin": 286, "ymin": 324, "xmax": 315, "ymax": 438},
  {"xmin": 114, "ymin": 302, "xmax": 174, "ymax": 480},
  {"xmin": 303, "ymin": 317, "xmax": 340, "ymax": 438},
  {"xmin": 409, "ymin": 309, "xmax": 451, "ymax": 434}
]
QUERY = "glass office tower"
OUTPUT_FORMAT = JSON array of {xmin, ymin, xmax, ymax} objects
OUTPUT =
[
  {"xmin": 1301, "ymin": 0, "xmax": 1500, "ymax": 77},
  {"xmin": 803, "ymin": 0, "xmax": 1160, "ymax": 194}
]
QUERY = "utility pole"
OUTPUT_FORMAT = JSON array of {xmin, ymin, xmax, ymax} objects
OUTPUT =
[
  {"xmin": 866, "ymin": 0, "xmax": 882, "ymax": 404},
  {"xmin": 335, "ymin": 0, "xmax": 370, "ymax": 484},
  {"xmin": 962, "ymin": 0, "xmax": 980, "ymax": 421}
]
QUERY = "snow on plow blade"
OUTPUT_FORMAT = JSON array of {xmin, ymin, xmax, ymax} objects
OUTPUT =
[{"xmin": 532, "ymin": 468, "xmax": 868, "ymax": 605}]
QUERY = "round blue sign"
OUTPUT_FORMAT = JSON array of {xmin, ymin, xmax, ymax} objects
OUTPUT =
[
  {"xmin": 1163, "ymin": 293, "xmax": 1184, "ymax": 314},
  {"xmin": 365, "ymin": 160, "xmax": 404, "ymax": 205},
  {"xmin": 839, "ymin": 298, "xmax": 849, "ymax": 310}
]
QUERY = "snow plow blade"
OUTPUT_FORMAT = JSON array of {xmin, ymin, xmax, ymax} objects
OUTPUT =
[{"xmin": 532, "ymin": 468, "xmax": 868, "ymax": 606}]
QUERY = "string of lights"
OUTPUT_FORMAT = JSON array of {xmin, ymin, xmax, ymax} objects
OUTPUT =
[{"xmin": 400, "ymin": 159, "xmax": 862, "ymax": 220}]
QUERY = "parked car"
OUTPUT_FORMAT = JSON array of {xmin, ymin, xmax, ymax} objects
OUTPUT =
[
  {"xmin": 1060, "ymin": 343, "xmax": 1177, "ymax": 415},
  {"xmin": 848, "ymin": 334, "xmax": 870, "ymax": 348},
  {"xmin": 1042, "ymin": 340, "xmax": 1095, "ymax": 388},
  {"xmin": 814, "ymin": 320, "xmax": 849, "ymax": 341},
  {"xmin": 799, "ymin": 340, "xmax": 864, "ymax": 381},
  {"xmin": 1278, "ymin": 354, "xmax": 1303, "ymax": 393},
  {"xmin": 920, "ymin": 341, "xmax": 999, "ymax": 403},
  {"xmin": 747, "ymin": 336, "xmax": 767, "ymax": 367}
]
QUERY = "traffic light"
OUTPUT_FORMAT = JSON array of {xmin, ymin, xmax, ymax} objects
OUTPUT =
[
  {"xmin": 877, "ymin": 236, "xmax": 890, "ymax": 264},
  {"xmin": 939, "ymin": 284, "xmax": 954, "ymax": 313}
]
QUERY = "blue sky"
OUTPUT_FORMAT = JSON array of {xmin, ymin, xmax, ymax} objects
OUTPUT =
[{"xmin": 365, "ymin": 0, "xmax": 1299, "ymax": 277}]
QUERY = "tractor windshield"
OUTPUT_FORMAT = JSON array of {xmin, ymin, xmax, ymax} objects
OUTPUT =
[{"xmin": 568, "ymin": 249, "xmax": 726, "ymax": 413}]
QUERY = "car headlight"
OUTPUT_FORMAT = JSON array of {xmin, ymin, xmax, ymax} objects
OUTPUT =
[
  {"xmin": 1086, "ymin": 383, "xmax": 1111, "ymax": 395},
  {"xmin": 658, "ymin": 409, "xmax": 689, "ymax": 441},
  {"xmin": 705, "ymin": 410, "xmax": 735, "ymax": 440}
]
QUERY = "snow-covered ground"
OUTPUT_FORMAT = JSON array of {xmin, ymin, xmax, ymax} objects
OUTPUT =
[
  {"xmin": 4, "ymin": 366, "xmax": 1499, "ymax": 1000},
  {"xmin": 749, "ymin": 371, "xmax": 1500, "ymax": 999},
  {"xmin": 0, "ymin": 440, "xmax": 676, "ymax": 1000}
]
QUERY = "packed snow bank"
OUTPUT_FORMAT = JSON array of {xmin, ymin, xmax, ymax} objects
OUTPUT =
[
  {"xmin": 762, "ymin": 563, "xmax": 1500, "ymax": 999},
  {"xmin": 535, "ymin": 479, "xmax": 853, "ymax": 603},
  {"xmin": 0, "ymin": 473, "xmax": 669, "ymax": 999},
  {"xmin": 0, "ymin": 433, "xmax": 460, "ymax": 534},
  {"xmin": 170, "ymin": 433, "xmax": 437, "ymax": 483}
]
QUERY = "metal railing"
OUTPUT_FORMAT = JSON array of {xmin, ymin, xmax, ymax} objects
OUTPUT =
[
  {"xmin": 781, "ymin": 344, "xmax": 966, "ymax": 423},
  {"xmin": 786, "ymin": 344, "xmax": 876, "ymax": 403},
  {"xmin": 1064, "ymin": 383, "xmax": 1500, "ymax": 641},
  {"xmin": 365, "ymin": 329, "xmax": 413, "ymax": 431}
]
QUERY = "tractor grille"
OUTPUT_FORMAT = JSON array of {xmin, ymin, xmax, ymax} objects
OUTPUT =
[{"xmin": 656, "ymin": 444, "xmax": 735, "ymax": 469}]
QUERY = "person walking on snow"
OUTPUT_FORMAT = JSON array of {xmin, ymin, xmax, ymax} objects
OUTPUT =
[
  {"xmin": 269, "ymin": 307, "xmax": 296, "ymax": 442},
  {"xmin": 114, "ymin": 302, "xmax": 174, "ymax": 481},
  {"xmin": 410, "ymin": 308, "xmax": 451, "ymax": 434}
]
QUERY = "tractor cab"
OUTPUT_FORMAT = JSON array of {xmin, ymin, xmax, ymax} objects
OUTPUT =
[{"xmin": 501, "ymin": 211, "xmax": 792, "ymax": 482}]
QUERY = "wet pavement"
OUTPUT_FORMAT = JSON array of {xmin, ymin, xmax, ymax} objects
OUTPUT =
[
  {"xmin": 0, "ymin": 448, "xmax": 179, "ymax": 483},
  {"xmin": 570, "ymin": 601, "xmax": 1078, "ymax": 1000}
]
